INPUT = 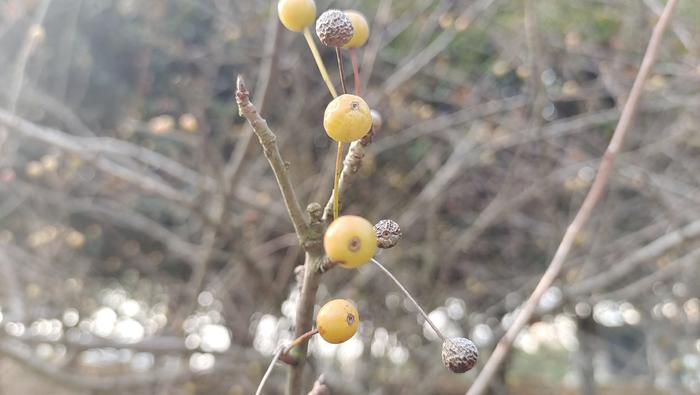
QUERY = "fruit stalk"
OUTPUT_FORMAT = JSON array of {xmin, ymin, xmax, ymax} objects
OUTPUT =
[
  {"xmin": 371, "ymin": 258, "xmax": 446, "ymax": 341},
  {"xmin": 255, "ymin": 329, "xmax": 319, "ymax": 395},
  {"xmin": 303, "ymin": 27, "xmax": 338, "ymax": 98},
  {"xmin": 285, "ymin": 328, "xmax": 320, "ymax": 352},
  {"xmin": 335, "ymin": 47, "xmax": 347, "ymax": 95},
  {"xmin": 331, "ymin": 47, "xmax": 348, "ymax": 220},
  {"xmin": 350, "ymin": 48, "xmax": 361, "ymax": 95},
  {"xmin": 255, "ymin": 347, "xmax": 283, "ymax": 395}
]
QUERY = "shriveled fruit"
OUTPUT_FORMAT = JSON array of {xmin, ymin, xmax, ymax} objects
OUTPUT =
[
  {"xmin": 315, "ymin": 9, "xmax": 353, "ymax": 47},
  {"xmin": 442, "ymin": 337, "xmax": 479, "ymax": 373}
]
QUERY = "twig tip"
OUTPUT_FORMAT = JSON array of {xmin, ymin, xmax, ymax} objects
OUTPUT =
[
  {"xmin": 235, "ymin": 75, "xmax": 250, "ymax": 116},
  {"xmin": 236, "ymin": 74, "xmax": 247, "ymax": 94}
]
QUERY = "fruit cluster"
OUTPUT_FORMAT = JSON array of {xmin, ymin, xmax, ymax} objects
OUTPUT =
[{"xmin": 257, "ymin": 2, "xmax": 479, "ymax": 393}]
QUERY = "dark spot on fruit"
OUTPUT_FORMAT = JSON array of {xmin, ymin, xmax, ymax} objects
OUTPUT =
[{"xmin": 348, "ymin": 236, "xmax": 361, "ymax": 252}]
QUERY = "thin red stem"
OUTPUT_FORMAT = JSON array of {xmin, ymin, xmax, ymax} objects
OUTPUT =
[
  {"xmin": 285, "ymin": 328, "xmax": 319, "ymax": 353},
  {"xmin": 335, "ymin": 47, "xmax": 347, "ymax": 95},
  {"xmin": 350, "ymin": 48, "xmax": 361, "ymax": 95}
]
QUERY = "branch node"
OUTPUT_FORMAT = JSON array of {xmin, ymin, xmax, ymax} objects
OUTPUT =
[{"xmin": 306, "ymin": 202, "xmax": 323, "ymax": 223}]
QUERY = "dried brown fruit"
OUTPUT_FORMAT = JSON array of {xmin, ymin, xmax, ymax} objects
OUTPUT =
[
  {"xmin": 374, "ymin": 219, "xmax": 402, "ymax": 249},
  {"xmin": 442, "ymin": 337, "xmax": 479, "ymax": 373},
  {"xmin": 315, "ymin": 10, "xmax": 353, "ymax": 47}
]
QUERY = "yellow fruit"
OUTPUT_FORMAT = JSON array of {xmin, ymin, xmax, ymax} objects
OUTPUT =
[
  {"xmin": 316, "ymin": 299, "xmax": 359, "ymax": 344},
  {"xmin": 343, "ymin": 10, "xmax": 369, "ymax": 48},
  {"xmin": 277, "ymin": 0, "xmax": 316, "ymax": 32},
  {"xmin": 323, "ymin": 94, "xmax": 372, "ymax": 143},
  {"xmin": 324, "ymin": 215, "xmax": 377, "ymax": 268}
]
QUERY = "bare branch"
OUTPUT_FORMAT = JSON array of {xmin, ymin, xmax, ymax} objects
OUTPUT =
[
  {"xmin": 322, "ymin": 139, "xmax": 368, "ymax": 222},
  {"xmin": 235, "ymin": 75, "xmax": 310, "ymax": 242},
  {"xmin": 0, "ymin": 339, "xmax": 225, "ymax": 391},
  {"xmin": 0, "ymin": 251, "xmax": 26, "ymax": 321},
  {"xmin": 592, "ymin": 247, "xmax": 700, "ymax": 303},
  {"xmin": 5, "ymin": 0, "xmax": 51, "ymax": 113},
  {"xmin": 465, "ymin": 1, "xmax": 680, "ymax": 393},
  {"xmin": 378, "ymin": 0, "xmax": 498, "ymax": 97},
  {"xmin": 0, "ymin": 109, "xmax": 191, "ymax": 203},
  {"xmin": 0, "ymin": 0, "xmax": 52, "ymax": 159},
  {"xmin": 570, "ymin": 219, "xmax": 700, "ymax": 296},
  {"xmin": 307, "ymin": 374, "xmax": 330, "ymax": 395}
]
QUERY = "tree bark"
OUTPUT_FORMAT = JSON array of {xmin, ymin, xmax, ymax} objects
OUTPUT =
[{"xmin": 285, "ymin": 252, "xmax": 323, "ymax": 395}]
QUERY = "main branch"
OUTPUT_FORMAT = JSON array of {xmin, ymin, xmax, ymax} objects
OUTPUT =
[
  {"xmin": 236, "ymin": 78, "xmax": 325, "ymax": 394},
  {"xmin": 465, "ymin": 1, "xmax": 679, "ymax": 394},
  {"xmin": 286, "ymin": 204, "xmax": 325, "ymax": 395}
]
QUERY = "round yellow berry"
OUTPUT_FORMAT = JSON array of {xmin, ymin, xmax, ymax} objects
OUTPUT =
[
  {"xmin": 343, "ymin": 10, "xmax": 369, "ymax": 48},
  {"xmin": 324, "ymin": 215, "xmax": 377, "ymax": 268},
  {"xmin": 277, "ymin": 0, "xmax": 316, "ymax": 32},
  {"xmin": 316, "ymin": 299, "xmax": 359, "ymax": 344},
  {"xmin": 323, "ymin": 94, "xmax": 372, "ymax": 143}
]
